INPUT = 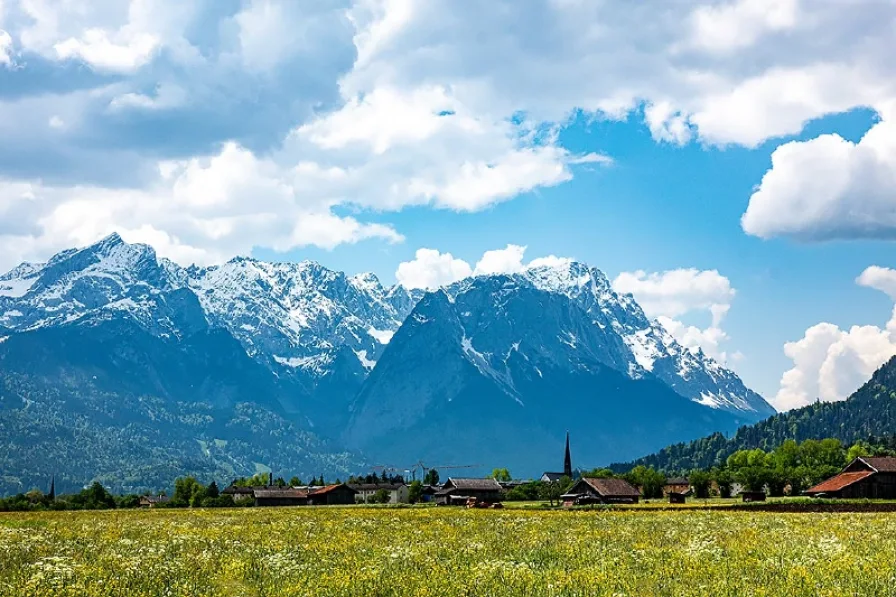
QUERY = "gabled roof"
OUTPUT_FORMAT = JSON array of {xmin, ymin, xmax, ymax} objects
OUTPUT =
[
  {"xmin": 858, "ymin": 456, "xmax": 896, "ymax": 473},
  {"xmin": 665, "ymin": 477, "xmax": 689, "ymax": 486},
  {"xmin": 578, "ymin": 477, "xmax": 640, "ymax": 497},
  {"xmin": 310, "ymin": 483, "xmax": 357, "ymax": 495},
  {"xmin": 541, "ymin": 472, "xmax": 566, "ymax": 482},
  {"xmin": 444, "ymin": 478, "xmax": 503, "ymax": 491},
  {"xmin": 805, "ymin": 471, "xmax": 875, "ymax": 494},
  {"xmin": 253, "ymin": 488, "xmax": 310, "ymax": 499}
]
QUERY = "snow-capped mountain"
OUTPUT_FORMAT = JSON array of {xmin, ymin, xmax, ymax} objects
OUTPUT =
[
  {"xmin": 0, "ymin": 234, "xmax": 775, "ymax": 481},
  {"xmin": 0, "ymin": 234, "xmax": 421, "ymax": 430},
  {"xmin": 511, "ymin": 261, "xmax": 775, "ymax": 418},
  {"xmin": 344, "ymin": 272, "xmax": 770, "ymax": 473}
]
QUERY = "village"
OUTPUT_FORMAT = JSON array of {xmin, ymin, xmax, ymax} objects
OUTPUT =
[{"xmin": 135, "ymin": 435, "xmax": 896, "ymax": 510}]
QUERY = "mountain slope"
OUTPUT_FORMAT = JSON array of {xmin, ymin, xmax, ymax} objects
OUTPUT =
[
  {"xmin": 344, "ymin": 277, "xmax": 762, "ymax": 475},
  {"xmin": 0, "ymin": 308, "xmax": 363, "ymax": 496},
  {"xmin": 0, "ymin": 234, "xmax": 420, "ymax": 434},
  {"xmin": 615, "ymin": 357, "xmax": 896, "ymax": 473}
]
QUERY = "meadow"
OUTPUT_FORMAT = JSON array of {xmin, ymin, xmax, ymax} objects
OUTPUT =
[{"xmin": 2, "ymin": 506, "xmax": 895, "ymax": 596}]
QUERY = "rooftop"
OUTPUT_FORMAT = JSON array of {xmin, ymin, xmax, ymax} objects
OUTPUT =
[{"xmin": 806, "ymin": 471, "xmax": 875, "ymax": 494}]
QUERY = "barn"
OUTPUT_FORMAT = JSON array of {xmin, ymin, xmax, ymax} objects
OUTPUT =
[
  {"xmin": 308, "ymin": 484, "xmax": 358, "ymax": 505},
  {"xmin": 561, "ymin": 477, "xmax": 641, "ymax": 505},
  {"xmin": 253, "ymin": 488, "xmax": 310, "ymax": 507},
  {"xmin": 435, "ymin": 478, "xmax": 504, "ymax": 505},
  {"xmin": 805, "ymin": 456, "xmax": 896, "ymax": 499}
]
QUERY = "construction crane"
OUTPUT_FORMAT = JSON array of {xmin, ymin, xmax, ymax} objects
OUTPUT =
[{"xmin": 408, "ymin": 461, "xmax": 482, "ymax": 482}]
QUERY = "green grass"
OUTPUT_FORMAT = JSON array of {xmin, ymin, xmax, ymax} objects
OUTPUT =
[{"xmin": 3, "ymin": 506, "xmax": 895, "ymax": 596}]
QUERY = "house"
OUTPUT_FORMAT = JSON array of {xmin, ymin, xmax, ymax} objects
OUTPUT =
[
  {"xmin": 663, "ymin": 477, "xmax": 691, "ymax": 497},
  {"xmin": 139, "ymin": 494, "xmax": 170, "ymax": 508},
  {"xmin": 308, "ymin": 484, "xmax": 358, "ymax": 505},
  {"xmin": 805, "ymin": 456, "xmax": 896, "ymax": 499},
  {"xmin": 349, "ymin": 483, "xmax": 409, "ymax": 504},
  {"xmin": 561, "ymin": 477, "xmax": 640, "ymax": 505},
  {"xmin": 419, "ymin": 485, "xmax": 439, "ymax": 503},
  {"xmin": 254, "ymin": 488, "xmax": 310, "ymax": 507},
  {"xmin": 435, "ymin": 478, "xmax": 503, "ymax": 505},
  {"xmin": 540, "ymin": 472, "xmax": 567, "ymax": 483},
  {"xmin": 222, "ymin": 485, "xmax": 255, "ymax": 503}
]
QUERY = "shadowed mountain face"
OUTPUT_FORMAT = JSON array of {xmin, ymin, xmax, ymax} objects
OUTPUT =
[
  {"xmin": 344, "ymin": 276, "xmax": 768, "ymax": 475},
  {"xmin": 0, "ymin": 235, "xmax": 773, "ymax": 490}
]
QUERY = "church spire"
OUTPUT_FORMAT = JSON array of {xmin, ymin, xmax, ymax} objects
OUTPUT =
[{"xmin": 563, "ymin": 432, "xmax": 572, "ymax": 478}]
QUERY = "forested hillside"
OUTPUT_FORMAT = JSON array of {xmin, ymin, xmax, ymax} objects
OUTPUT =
[{"xmin": 614, "ymin": 356, "xmax": 896, "ymax": 473}]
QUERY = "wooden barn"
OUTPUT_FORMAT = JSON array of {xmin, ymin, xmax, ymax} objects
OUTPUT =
[
  {"xmin": 805, "ymin": 456, "xmax": 896, "ymax": 499},
  {"xmin": 308, "ymin": 484, "xmax": 358, "ymax": 505},
  {"xmin": 253, "ymin": 488, "xmax": 310, "ymax": 507},
  {"xmin": 435, "ymin": 478, "xmax": 504, "ymax": 505},
  {"xmin": 561, "ymin": 477, "xmax": 641, "ymax": 506}
]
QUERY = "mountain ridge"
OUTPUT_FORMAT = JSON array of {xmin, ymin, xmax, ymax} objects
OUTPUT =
[
  {"xmin": 613, "ymin": 356, "xmax": 896, "ymax": 474},
  {"xmin": 0, "ymin": 233, "xmax": 774, "ymax": 487}
]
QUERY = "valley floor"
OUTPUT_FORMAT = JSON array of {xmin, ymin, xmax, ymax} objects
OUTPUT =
[{"xmin": 2, "ymin": 506, "xmax": 894, "ymax": 596}]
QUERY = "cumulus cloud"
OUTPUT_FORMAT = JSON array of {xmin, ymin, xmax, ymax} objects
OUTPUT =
[
  {"xmin": 1, "ymin": 0, "xmax": 895, "ymax": 266},
  {"xmin": 0, "ymin": 29, "xmax": 13, "ymax": 66},
  {"xmin": 612, "ymin": 269, "xmax": 734, "ymax": 320},
  {"xmin": 772, "ymin": 266, "xmax": 896, "ymax": 411},
  {"xmin": 394, "ymin": 244, "xmax": 572, "ymax": 290},
  {"xmin": 394, "ymin": 249, "xmax": 473, "ymax": 290},
  {"xmin": 0, "ymin": 142, "xmax": 403, "ymax": 270},
  {"xmin": 742, "ymin": 107, "xmax": 896, "ymax": 241},
  {"xmin": 612, "ymin": 268, "xmax": 737, "ymax": 363}
]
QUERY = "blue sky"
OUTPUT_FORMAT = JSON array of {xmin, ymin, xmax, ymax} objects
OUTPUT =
[{"xmin": 1, "ymin": 0, "xmax": 895, "ymax": 411}]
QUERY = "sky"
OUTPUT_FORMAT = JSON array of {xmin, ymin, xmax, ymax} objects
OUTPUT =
[{"xmin": 1, "ymin": 0, "xmax": 895, "ymax": 412}]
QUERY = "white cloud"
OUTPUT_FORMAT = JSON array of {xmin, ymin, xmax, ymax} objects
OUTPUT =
[
  {"xmin": 688, "ymin": 0, "xmax": 799, "ymax": 53},
  {"xmin": 473, "ymin": 244, "xmax": 527, "ymax": 276},
  {"xmin": 0, "ymin": 142, "xmax": 403, "ymax": 271},
  {"xmin": 612, "ymin": 268, "xmax": 735, "ymax": 320},
  {"xmin": 857, "ymin": 266, "xmax": 896, "ymax": 300},
  {"xmin": 108, "ymin": 84, "xmax": 186, "ymax": 111},
  {"xmin": 394, "ymin": 248, "xmax": 473, "ymax": 290},
  {"xmin": 742, "ymin": 106, "xmax": 896, "ymax": 240},
  {"xmin": 292, "ymin": 85, "xmax": 595, "ymax": 212},
  {"xmin": 395, "ymin": 244, "xmax": 571, "ymax": 290},
  {"xmin": 54, "ymin": 28, "xmax": 158, "ymax": 72},
  {"xmin": 772, "ymin": 267, "xmax": 896, "ymax": 411},
  {"xmin": 47, "ymin": 115, "xmax": 64, "ymax": 129},
  {"xmin": 0, "ymin": 29, "xmax": 12, "ymax": 66},
  {"xmin": 612, "ymin": 268, "xmax": 737, "ymax": 362}
]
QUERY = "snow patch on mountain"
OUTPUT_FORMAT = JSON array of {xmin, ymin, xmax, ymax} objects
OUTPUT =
[{"xmin": 368, "ymin": 327, "xmax": 394, "ymax": 344}]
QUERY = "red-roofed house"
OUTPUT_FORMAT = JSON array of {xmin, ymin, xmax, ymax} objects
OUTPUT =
[
  {"xmin": 805, "ymin": 456, "xmax": 896, "ymax": 499},
  {"xmin": 308, "ymin": 484, "xmax": 358, "ymax": 505}
]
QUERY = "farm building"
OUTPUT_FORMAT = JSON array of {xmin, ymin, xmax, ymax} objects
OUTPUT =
[
  {"xmin": 349, "ymin": 483, "xmax": 409, "ymax": 504},
  {"xmin": 138, "ymin": 494, "xmax": 170, "ymax": 508},
  {"xmin": 663, "ymin": 477, "xmax": 691, "ymax": 497},
  {"xmin": 561, "ymin": 477, "xmax": 641, "ymax": 505},
  {"xmin": 435, "ymin": 478, "xmax": 503, "ymax": 505},
  {"xmin": 805, "ymin": 456, "xmax": 896, "ymax": 499},
  {"xmin": 222, "ymin": 485, "xmax": 255, "ymax": 502},
  {"xmin": 308, "ymin": 484, "xmax": 358, "ymax": 505},
  {"xmin": 253, "ymin": 488, "xmax": 310, "ymax": 507}
]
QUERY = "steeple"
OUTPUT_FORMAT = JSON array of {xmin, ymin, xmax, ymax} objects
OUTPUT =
[
  {"xmin": 563, "ymin": 432, "xmax": 572, "ymax": 478},
  {"xmin": 48, "ymin": 475, "xmax": 55, "ymax": 501}
]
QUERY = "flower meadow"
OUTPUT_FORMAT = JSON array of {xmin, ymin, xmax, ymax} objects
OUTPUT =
[{"xmin": 2, "ymin": 507, "xmax": 896, "ymax": 596}]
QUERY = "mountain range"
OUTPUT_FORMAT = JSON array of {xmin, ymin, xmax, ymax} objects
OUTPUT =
[{"xmin": 0, "ymin": 234, "xmax": 775, "ymax": 493}]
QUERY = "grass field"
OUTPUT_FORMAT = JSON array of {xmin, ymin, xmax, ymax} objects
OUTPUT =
[{"xmin": 3, "ymin": 506, "xmax": 896, "ymax": 596}]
